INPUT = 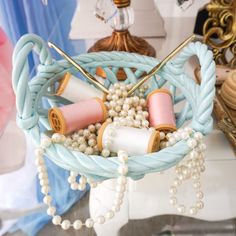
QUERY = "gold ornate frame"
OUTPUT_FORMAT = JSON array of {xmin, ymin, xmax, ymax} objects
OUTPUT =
[{"xmin": 203, "ymin": 0, "xmax": 236, "ymax": 67}]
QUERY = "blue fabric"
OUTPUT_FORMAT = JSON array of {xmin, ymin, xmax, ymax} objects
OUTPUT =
[
  {"xmin": 0, "ymin": 1, "xmax": 89, "ymax": 235},
  {"xmin": 0, "ymin": 0, "xmax": 86, "ymax": 71},
  {"xmin": 10, "ymin": 158, "xmax": 89, "ymax": 236}
]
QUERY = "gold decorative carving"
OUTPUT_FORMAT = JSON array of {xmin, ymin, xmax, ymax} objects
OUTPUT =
[{"xmin": 203, "ymin": 0, "xmax": 236, "ymax": 67}]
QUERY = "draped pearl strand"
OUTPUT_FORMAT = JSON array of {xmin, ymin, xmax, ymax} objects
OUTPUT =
[
  {"xmin": 166, "ymin": 127, "xmax": 206, "ymax": 215},
  {"xmin": 35, "ymin": 133, "xmax": 129, "ymax": 230}
]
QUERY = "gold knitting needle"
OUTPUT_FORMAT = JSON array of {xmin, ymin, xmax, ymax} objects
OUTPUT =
[
  {"xmin": 127, "ymin": 34, "xmax": 196, "ymax": 96},
  {"xmin": 48, "ymin": 42, "xmax": 109, "ymax": 94}
]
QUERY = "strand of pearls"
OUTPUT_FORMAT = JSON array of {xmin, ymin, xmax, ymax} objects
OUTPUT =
[
  {"xmin": 105, "ymin": 83, "xmax": 149, "ymax": 129},
  {"xmin": 36, "ymin": 133, "xmax": 129, "ymax": 230},
  {"xmin": 67, "ymin": 172, "xmax": 98, "ymax": 190},
  {"xmin": 166, "ymin": 127, "xmax": 206, "ymax": 215}
]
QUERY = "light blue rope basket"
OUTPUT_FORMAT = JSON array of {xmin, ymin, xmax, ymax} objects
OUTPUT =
[{"xmin": 12, "ymin": 34, "xmax": 216, "ymax": 182}]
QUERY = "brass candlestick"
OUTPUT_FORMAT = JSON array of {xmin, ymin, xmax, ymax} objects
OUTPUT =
[
  {"xmin": 88, "ymin": 0, "xmax": 156, "ymax": 57},
  {"xmin": 203, "ymin": 0, "xmax": 236, "ymax": 67}
]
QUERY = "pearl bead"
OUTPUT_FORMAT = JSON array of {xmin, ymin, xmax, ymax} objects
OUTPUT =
[
  {"xmin": 196, "ymin": 191, "xmax": 204, "ymax": 199},
  {"xmin": 134, "ymin": 120, "xmax": 141, "ymax": 127},
  {"xmin": 83, "ymin": 129, "xmax": 90, "ymax": 138},
  {"xmin": 193, "ymin": 181, "xmax": 201, "ymax": 189},
  {"xmin": 159, "ymin": 132, "xmax": 165, "ymax": 140},
  {"xmin": 68, "ymin": 176, "xmax": 76, "ymax": 184},
  {"xmin": 97, "ymin": 215, "xmax": 105, "ymax": 224},
  {"xmin": 116, "ymin": 185, "xmax": 125, "ymax": 193},
  {"xmin": 41, "ymin": 138, "xmax": 52, "ymax": 148},
  {"xmin": 35, "ymin": 157, "xmax": 44, "ymax": 166},
  {"xmin": 120, "ymin": 110, "xmax": 128, "ymax": 117},
  {"xmin": 35, "ymin": 148, "xmax": 44, "ymax": 157},
  {"xmin": 52, "ymin": 133, "xmax": 63, "ymax": 143},
  {"xmin": 184, "ymin": 127, "xmax": 192, "ymax": 134},
  {"xmin": 106, "ymin": 210, "xmax": 114, "ymax": 219},
  {"xmin": 168, "ymin": 137, "xmax": 176, "ymax": 146},
  {"xmin": 118, "ymin": 152, "xmax": 128, "ymax": 162},
  {"xmin": 79, "ymin": 144, "xmax": 87, "ymax": 152},
  {"xmin": 73, "ymin": 220, "xmax": 82, "ymax": 230},
  {"xmin": 117, "ymin": 176, "xmax": 127, "ymax": 185},
  {"xmin": 70, "ymin": 171, "xmax": 78, "ymax": 177},
  {"xmin": 173, "ymin": 178, "xmax": 181, "ymax": 186},
  {"xmin": 115, "ymin": 105, "xmax": 122, "ymax": 112},
  {"xmin": 190, "ymin": 150, "xmax": 198, "ymax": 159},
  {"xmin": 61, "ymin": 220, "xmax": 71, "ymax": 230},
  {"xmin": 88, "ymin": 124, "xmax": 96, "ymax": 133},
  {"xmin": 112, "ymin": 205, "xmax": 120, "ymax": 212},
  {"xmin": 43, "ymin": 195, "xmax": 52, "ymax": 204},
  {"xmin": 177, "ymin": 205, "xmax": 186, "ymax": 214},
  {"xmin": 101, "ymin": 149, "xmax": 110, "ymax": 158},
  {"xmin": 180, "ymin": 131, "xmax": 189, "ymax": 140},
  {"xmin": 77, "ymin": 137, "xmax": 85, "ymax": 144},
  {"xmin": 79, "ymin": 176, "xmax": 87, "ymax": 185},
  {"xmin": 196, "ymin": 200, "xmax": 204, "ymax": 209},
  {"xmin": 169, "ymin": 186, "xmax": 177, "ymax": 194},
  {"xmin": 142, "ymin": 120, "xmax": 149, "ymax": 127},
  {"xmin": 194, "ymin": 132, "xmax": 203, "ymax": 141},
  {"xmin": 41, "ymin": 186, "xmax": 50, "ymax": 194},
  {"xmin": 189, "ymin": 206, "xmax": 198, "ymax": 215},
  {"xmin": 52, "ymin": 215, "xmax": 62, "ymax": 225},
  {"xmin": 118, "ymin": 165, "xmax": 128, "ymax": 175},
  {"xmin": 85, "ymin": 218, "xmax": 94, "ymax": 228},
  {"xmin": 95, "ymin": 123, "xmax": 102, "ymax": 130},
  {"xmin": 40, "ymin": 179, "xmax": 49, "ymax": 186},
  {"xmin": 47, "ymin": 206, "xmax": 56, "ymax": 216},
  {"xmin": 199, "ymin": 143, "xmax": 207, "ymax": 151},
  {"xmin": 115, "ymin": 192, "xmax": 124, "ymax": 199},
  {"xmin": 78, "ymin": 184, "xmax": 86, "ymax": 191},
  {"xmin": 85, "ymin": 147, "xmax": 94, "ymax": 155},
  {"xmin": 112, "ymin": 95, "xmax": 119, "ymax": 101},
  {"xmin": 115, "ymin": 89, "xmax": 122, "ymax": 96},
  {"xmin": 187, "ymin": 138, "xmax": 197, "ymax": 148},
  {"xmin": 170, "ymin": 197, "xmax": 177, "ymax": 205},
  {"xmin": 71, "ymin": 183, "xmax": 79, "ymax": 190},
  {"xmin": 114, "ymin": 198, "xmax": 122, "ymax": 206}
]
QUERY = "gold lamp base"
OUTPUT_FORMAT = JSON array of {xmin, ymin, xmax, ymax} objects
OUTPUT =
[
  {"xmin": 88, "ymin": 30, "xmax": 156, "ymax": 80},
  {"xmin": 88, "ymin": 30, "xmax": 156, "ymax": 57}
]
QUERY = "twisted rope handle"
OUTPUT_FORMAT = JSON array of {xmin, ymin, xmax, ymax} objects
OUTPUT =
[
  {"xmin": 12, "ymin": 34, "xmax": 60, "ymax": 130},
  {"xmin": 170, "ymin": 42, "xmax": 216, "ymax": 134}
]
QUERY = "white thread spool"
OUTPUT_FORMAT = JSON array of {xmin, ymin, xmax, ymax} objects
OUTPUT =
[
  {"xmin": 56, "ymin": 72, "xmax": 106, "ymax": 102},
  {"xmin": 97, "ymin": 122, "xmax": 160, "ymax": 156}
]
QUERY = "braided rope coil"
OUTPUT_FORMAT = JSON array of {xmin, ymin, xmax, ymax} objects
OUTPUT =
[{"xmin": 12, "ymin": 34, "xmax": 216, "ymax": 181}]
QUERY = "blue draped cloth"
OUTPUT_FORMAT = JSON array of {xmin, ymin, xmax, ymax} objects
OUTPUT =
[
  {"xmin": 0, "ymin": 1, "xmax": 89, "ymax": 235},
  {"xmin": 0, "ymin": 0, "xmax": 86, "ymax": 71},
  {"xmin": 11, "ymin": 158, "xmax": 89, "ymax": 236}
]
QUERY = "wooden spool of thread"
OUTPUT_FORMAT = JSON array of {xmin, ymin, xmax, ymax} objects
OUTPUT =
[
  {"xmin": 97, "ymin": 122, "xmax": 160, "ymax": 155},
  {"xmin": 221, "ymin": 70, "xmax": 236, "ymax": 110},
  {"xmin": 56, "ymin": 72, "xmax": 106, "ymax": 102},
  {"xmin": 147, "ymin": 88, "xmax": 176, "ymax": 132},
  {"xmin": 49, "ymin": 98, "xmax": 107, "ymax": 134}
]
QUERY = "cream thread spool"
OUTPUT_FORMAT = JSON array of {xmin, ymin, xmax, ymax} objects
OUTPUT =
[
  {"xmin": 147, "ymin": 88, "xmax": 176, "ymax": 132},
  {"xmin": 49, "ymin": 98, "xmax": 107, "ymax": 134},
  {"xmin": 97, "ymin": 122, "xmax": 160, "ymax": 156},
  {"xmin": 56, "ymin": 72, "xmax": 106, "ymax": 102}
]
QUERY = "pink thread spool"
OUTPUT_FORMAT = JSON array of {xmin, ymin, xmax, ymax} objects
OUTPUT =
[
  {"xmin": 147, "ymin": 88, "xmax": 176, "ymax": 132},
  {"xmin": 49, "ymin": 98, "xmax": 107, "ymax": 134}
]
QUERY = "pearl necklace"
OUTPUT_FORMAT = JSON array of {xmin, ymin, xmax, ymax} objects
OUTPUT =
[
  {"xmin": 166, "ymin": 127, "xmax": 206, "ymax": 215},
  {"xmin": 35, "ymin": 133, "xmax": 129, "ymax": 230}
]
